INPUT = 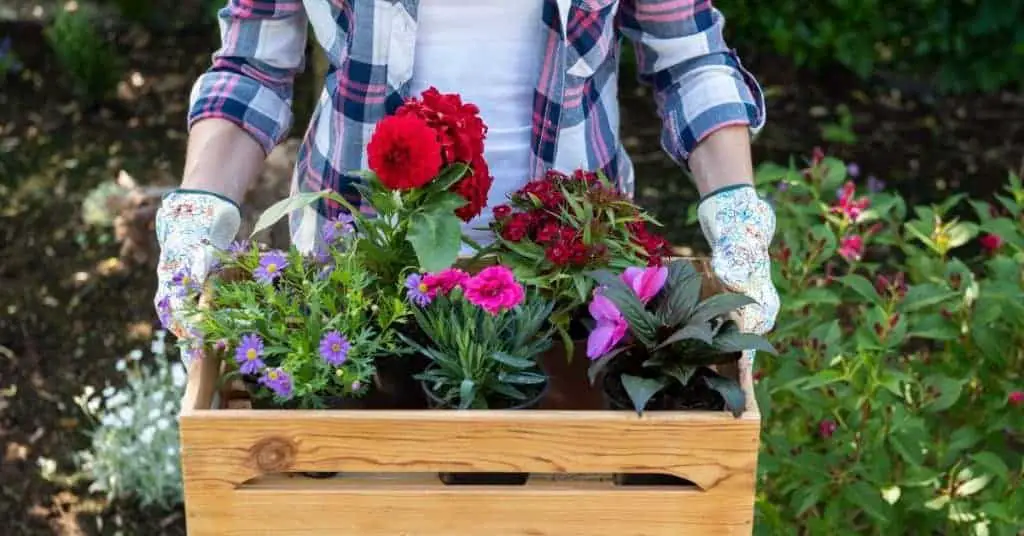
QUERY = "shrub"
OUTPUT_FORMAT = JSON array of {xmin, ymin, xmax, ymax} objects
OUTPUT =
[
  {"xmin": 746, "ymin": 151, "xmax": 1023, "ymax": 533},
  {"xmin": 72, "ymin": 331, "xmax": 187, "ymax": 509},
  {"xmin": 45, "ymin": 6, "xmax": 123, "ymax": 102},
  {"xmin": 717, "ymin": 0, "xmax": 1024, "ymax": 93}
]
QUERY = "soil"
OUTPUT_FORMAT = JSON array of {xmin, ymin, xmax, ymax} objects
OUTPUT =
[{"xmin": 1, "ymin": 12, "xmax": 1023, "ymax": 536}]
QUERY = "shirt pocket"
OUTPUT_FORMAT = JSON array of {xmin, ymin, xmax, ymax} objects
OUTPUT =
[{"xmin": 564, "ymin": 0, "xmax": 619, "ymax": 78}]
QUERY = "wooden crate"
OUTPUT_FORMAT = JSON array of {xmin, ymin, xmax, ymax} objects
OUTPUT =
[{"xmin": 178, "ymin": 258, "xmax": 762, "ymax": 536}]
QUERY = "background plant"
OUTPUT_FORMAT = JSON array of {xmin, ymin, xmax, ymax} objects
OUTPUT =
[
  {"xmin": 403, "ymin": 268, "xmax": 554, "ymax": 409},
  {"xmin": 70, "ymin": 331, "xmax": 186, "ymax": 510},
  {"xmin": 44, "ymin": 5, "xmax": 123, "ymax": 102},
  {"xmin": 751, "ymin": 153, "xmax": 1024, "ymax": 534},
  {"xmin": 190, "ymin": 231, "xmax": 410, "ymax": 408}
]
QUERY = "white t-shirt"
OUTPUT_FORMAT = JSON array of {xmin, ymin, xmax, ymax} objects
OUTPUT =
[{"xmin": 407, "ymin": 0, "xmax": 546, "ymax": 250}]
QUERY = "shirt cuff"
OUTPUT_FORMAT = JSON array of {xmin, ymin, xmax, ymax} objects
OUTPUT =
[{"xmin": 187, "ymin": 72, "xmax": 293, "ymax": 156}]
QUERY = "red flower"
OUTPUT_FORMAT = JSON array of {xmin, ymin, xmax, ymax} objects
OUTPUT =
[
  {"xmin": 979, "ymin": 233, "xmax": 1003, "ymax": 253},
  {"xmin": 572, "ymin": 169, "xmax": 599, "ymax": 185},
  {"xmin": 831, "ymin": 181, "xmax": 871, "ymax": 222},
  {"xmin": 397, "ymin": 87, "xmax": 487, "ymax": 165},
  {"xmin": 1009, "ymin": 391, "xmax": 1024, "ymax": 406},
  {"xmin": 535, "ymin": 220, "xmax": 562, "ymax": 244},
  {"xmin": 569, "ymin": 240, "xmax": 591, "ymax": 266},
  {"xmin": 501, "ymin": 213, "xmax": 532, "ymax": 242},
  {"xmin": 367, "ymin": 114, "xmax": 442, "ymax": 191},
  {"xmin": 838, "ymin": 235, "xmax": 864, "ymax": 261},
  {"xmin": 818, "ymin": 419, "xmax": 837, "ymax": 439},
  {"xmin": 545, "ymin": 243, "xmax": 571, "ymax": 265},
  {"xmin": 451, "ymin": 156, "xmax": 492, "ymax": 222},
  {"xmin": 492, "ymin": 204, "xmax": 512, "ymax": 220}
]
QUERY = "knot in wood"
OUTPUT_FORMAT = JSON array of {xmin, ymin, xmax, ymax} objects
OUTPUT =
[{"xmin": 250, "ymin": 437, "xmax": 296, "ymax": 472}]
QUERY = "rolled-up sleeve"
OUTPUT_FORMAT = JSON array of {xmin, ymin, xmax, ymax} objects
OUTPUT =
[
  {"xmin": 188, "ymin": 0, "xmax": 308, "ymax": 155},
  {"xmin": 618, "ymin": 0, "xmax": 766, "ymax": 165}
]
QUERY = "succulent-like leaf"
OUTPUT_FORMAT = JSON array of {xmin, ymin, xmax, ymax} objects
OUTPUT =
[
  {"xmin": 657, "ymin": 260, "xmax": 702, "ymax": 325},
  {"xmin": 491, "ymin": 351, "xmax": 536, "ymax": 369},
  {"xmin": 498, "ymin": 371, "xmax": 547, "ymax": 385},
  {"xmin": 689, "ymin": 292, "xmax": 757, "ymax": 325},
  {"xmin": 653, "ymin": 322, "xmax": 714, "ymax": 352},
  {"xmin": 458, "ymin": 379, "xmax": 476, "ymax": 409},
  {"xmin": 711, "ymin": 322, "xmax": 778, "ymax": 354},
  {"xmin": 621, "ymin": 374, "xmax": 667, "ymax": 415},
  {"xmin": 663, "ymin": 363, "xmax": 697, "ymax": 387},
  {"xmin": 704, "ymin": 372, "xmax": 746, "ymax": 418},
  {"xmin": 490, "ymin": 383, "xmax": 528, "ymax": 401}
]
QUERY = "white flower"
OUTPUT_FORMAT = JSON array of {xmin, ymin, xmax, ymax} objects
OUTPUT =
[
  {"xmin": 151, "ymin": 390, "xmax": 165, "ymax": 404},
  {"xmin": 139, "ymin": 427, "xmax": 155, "ymax": 444},
  {"xmin": 148, "ymin": 408, "xmax": 161, "ymax": 420},
  {"xmin": 114, "ymin": 359, "xmax": 127, "ymax": 372},
  {"xmin": 171, "ymin": 364, "xmax": 186, "ymax": 388},
  {"xmin": 37, "ymin": 457, "xmax": 58, "ymax": 478},
  {"xmin": 106, "ymin": 392, "xmax": 128, "ymax": 408},
  {"xmin": 86, "ymin": 397, "xmax": 102, "ymax": 414},
  {"xmin": 102, "ymin": 386, "xmax": 115, "ymax": 397},
  {"xmin": 151, "ymin": 337, "xmax": 166, "ymax": 357},
  {"xmin": 82, "ymin": 386, "xmax": 96, "ymax": 398},
  {"xmin": 128, "ymin": 349, "xmax": 143, "ymax": 361},
  {"xmin": 117, "ymin": 406, "xmax": 135, "ymax": 423},
  {"xmin": 156, "ymin": 418, "xmax": 171, "ymax": 430},
  {"xmin": 100, "ymin": 413, "xmax": 121, "ymax": 428}
]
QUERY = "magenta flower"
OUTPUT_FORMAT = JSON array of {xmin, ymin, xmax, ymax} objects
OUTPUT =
[
  {"xmin": 838, "ymin": 235, "xmax": 864, "ymax": 261},
  {"xmin": 234, "ymin": 334, "xmax": 265, "ymax": 375},
  {"xmin": 1009, "ymin": 391, "xmax": 1023, "ymax": 406},
  {"xmin": 423, "ymin": 268, "xmax": 470, "ymax": 297},
  {"xmin": 620, "ymin": 266, "xmax": 668, "ymax": 303},
  {"xmin": 818, "ymin": 419, "xmax": 837, "ymax": 439},
  {"xmin": 321, "ymin": 214, "xmax": 354, "ymax": 244},
  {"xmin": 405, "ymin": 273, "xmax": 432, "ymax": 306},
  {"xmin": 586, "ymin": 294, "xmax": 628, "ymax": 359},
  {"xmin": 319, "ymin": 330, "xmax": 351, "ymax": 366},
  {"xmin": 463, "ymin": 266, "xmax": 525, "ymax": 315},
  {"xmin": 831, "ymin": 181, "xmax": 871, "ymax": 223},
  {"xmin": 259, "ymin": 367, "xmax": 293, "ymax": 400},
  {"xmin": 254, "ymin": 250, "xmax": 288, "ymax": 284},
  {"xmin": 979, "ymin": 234, "xmax": 1003, "ymax": 253}
]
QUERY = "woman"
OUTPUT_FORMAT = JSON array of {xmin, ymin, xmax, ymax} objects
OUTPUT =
[{"xmin": 156, "ymin": 0, "xmax": 779, "ymax": 366}]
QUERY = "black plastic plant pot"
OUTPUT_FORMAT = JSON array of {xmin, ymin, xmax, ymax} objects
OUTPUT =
[{"xmin": 420, "ymin": 377, "xmax": 549, "ymax": 486}]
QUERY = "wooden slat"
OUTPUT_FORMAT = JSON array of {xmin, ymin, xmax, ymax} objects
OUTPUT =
[{"xmin": 184, "ymin": 482, "xmax": 754, "ymax": 536}]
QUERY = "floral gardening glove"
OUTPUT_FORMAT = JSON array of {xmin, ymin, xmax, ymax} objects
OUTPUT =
[
  {"xmin": 154, "ymin": 190, "xmax": 240, "ymax": 362},
  {"xmin": 698, "ymin": 185, "xmax": 779, "ymax": 372}
]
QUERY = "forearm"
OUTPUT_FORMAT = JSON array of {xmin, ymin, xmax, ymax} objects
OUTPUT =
[
  {"xmin": 688, "ymin": 125, "xmax": 754, "ymax": 198},
  {"xmin": 181, "ymin": 118, "xmax": 267, "ymax": 204}
]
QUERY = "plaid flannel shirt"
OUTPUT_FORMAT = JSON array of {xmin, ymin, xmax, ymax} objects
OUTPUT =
[{"xmin": 189, "ymin": 0, "xmax": 766, "ymax": 250}]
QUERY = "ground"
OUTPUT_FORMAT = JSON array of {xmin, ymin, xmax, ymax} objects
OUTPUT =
[{"xmin": 1, "ymin": 15, "xmax": 1022, "ymax": 536}]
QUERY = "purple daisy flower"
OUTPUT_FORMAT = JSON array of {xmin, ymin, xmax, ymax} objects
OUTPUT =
[
  {"xmin": 156, "ymin": 295, "xmax": 173, "ymax": 329},
  {"xmin": 234, "ymin": 334, "xmax": 265, "ymax": 375},
  {"xmin": 846, "ymin": 162, "xmax": 861, "ymax": 178},
  {"xmin": 171, "ymin": 267, "xmax": 201, "ymax": 295},
  {"xmin": 318, "ymin": 330, "xmax": 351, "ymax": 366},
  {"xmin": 867, "ymin": 175, "xmax": 886, "ymax": 193},
  {"xmin": 321, "ymin": 214, "xmax": 354, "ymax": 244},
  {"xmin": 228, "ymin": 239, "xmax": 251, "ymax": 257},
  {"xmin": 253, "ymin": 250, "xmax": 288, "ymax": 284},
  {"xmin": 405, "ymin": 273, "xmax": 431, "ymax": 306},
  {"xmin": 259, "ymin": 367, "xmax": 293, "ymax": 399}
]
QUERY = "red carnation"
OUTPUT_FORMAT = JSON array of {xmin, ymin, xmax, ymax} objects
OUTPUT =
[
  {"xmin": 492, "ymin": 204, "xmax": 512, "ymax": 220},
  {"xmin": 545, "ymin": 243, "xmax": 571, "ymax": 265},
  {"xmin": 569, "ymin": 240, "xmax": 591, "ymax": 266},
  {"xmin": 452, "ymin": 156, "xmax": 492, "ymax": 222},
  {"xmin": 535, "ymin": 220, "xmax": 562, "ymax": 244},
  {"xmin": 398, "ymin": 87, "xmax": 486, "ymax": 165},
  {"xmin": 367, "ymin": 114, "xmax": 442, "ymax": 191},
  {"xmin": 501, "ymin": 213, "xmax": 532, "ymax": 242}
]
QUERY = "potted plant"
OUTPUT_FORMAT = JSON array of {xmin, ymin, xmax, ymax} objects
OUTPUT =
[
  {"xmin": 584, "ymin": 259, "xmax": 776, "ymax": 485},
  {"xmin": 483, "ymin": 168, "xmax": 670, "ymax": 407},
  {"xmin": 399, "ymin": 264, "xmax": 554, "ymax": 485}
]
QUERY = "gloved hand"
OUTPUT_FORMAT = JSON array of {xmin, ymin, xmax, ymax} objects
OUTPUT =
[
  {"xmin": 698, "ymin": 185, "xmax": 779, "ymax": 371},
  {"xmin": 154, "ymin": 190, "xmax": 241, "ymax": 362}
]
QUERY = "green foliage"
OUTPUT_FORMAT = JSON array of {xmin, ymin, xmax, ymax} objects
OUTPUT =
[
  {"xmin": 586, "ymin": 260, "xmax": 776, "ymax": 416},
  {"xmin": 754, "ymin": 154, "xmax": 1024, "ymax": 533},
  {"xmin": 44, "ymin": 7, "xmax": 123, "ymax": 102},
  {"xmin": 719, "ymin": 0, "xmax": 1024, "ymax": 93},
  {"xmin": 191, "ymin": 234, "xmax": 411, "ymax": 408},
  {"xmin": 406, "ymin": 287, "xmax": 554, "ymax": 410}
]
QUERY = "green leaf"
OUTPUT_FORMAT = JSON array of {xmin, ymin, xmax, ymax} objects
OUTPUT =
[
  {"xmin": 620, "ymin": 374, "xmax": 666, "ymax": 415},
  {"xmin": 899, "ymin": 284, "xmax": 959, "ymax": 313},
  {"xmin": 251, "ymin": 191, "xmax": 329, "ymax": 238},
  {"xmin": 711, "ymin": 329, "xmax": 777, "ymax": 355},
  {"xmin": 491, "ymin": 352, "xmax": 535, "ymax": 369},
  {"xmin": 653, "ymin": 322, "xmax": 714, "ymax": 351},
  {"xmin": 407, "ymin": 210, "xmax": 462, "ymax": 271},
  {"xmin": 662, "ymin": 364, "xmax": 697, "ymax": 386},
  {"xmin": 838, "ymin": 274, "xmax": 882, "ymax": 306},
  {"xmin": 586, "ymin": 346, "xmax": 629, "ymax": 385},
  {"xmin": 657, "ymin": 260, "xmax": 702, "ymax": 325},
  {"xmin": 490, "ymin": 383, "xmax": 528, "ymax": 401},
  {"xmin": 689, "ymin": 293, "xmax": 756, "ymax": 325},
  {"xmin": 924, "ymin": 375, "xmax": 966, "ymax": 412},
  {"xmin": 970, "ymin": 452, "xmax": 1009, "ymax": 480},
  {"xmin": 704, "ymin": 373, "xmax": 746, "ymax": 417},
  {"xmin": 458, "ymin": 378, "xmax": 476, "ymax": 410},
  {"xmin": 846, "ymin": 481, "xmax": 891, "ymax": 523},
  {"xmin": 498, "ymin": 372, "xmax": 548, "ymax": 385}
]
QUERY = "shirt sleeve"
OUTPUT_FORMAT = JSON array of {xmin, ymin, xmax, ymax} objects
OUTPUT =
[
  {"xmin": 188, "ymin": 0, "xmax": 309, "ymax": 155},
  {"xmin": 617, "ymin": 0, "xmax": 766, "ymax": 165}
]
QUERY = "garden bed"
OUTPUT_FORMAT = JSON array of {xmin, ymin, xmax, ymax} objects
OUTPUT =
[{"xmin": 179, "ymin": 348, "xmax": 760, "ymax": 536}]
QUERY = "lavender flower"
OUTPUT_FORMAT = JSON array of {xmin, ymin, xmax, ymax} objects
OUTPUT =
[
  {"xmin": 318, "ymin": 330, "xmax": 351, "ymax": 366},
  {"xmin": 228, "ymin": 239, "xmax": 251, "ymax": 257},
  {"xmin": 234, "ymin": 334, "xmax": 265, "ymax": 375},
  {"xmin": 777, "ymin": 182, "xmax": 789, "ymax": 192},
  {"xmin": 259, "ymin": 367, "xmax": 293, "ymax": 399},
  {"xmin": 156, "ymin": 296, "xmax": 173, "ymax": 329},
  {"xmin": 351, "ymin": 380, "xmax": 362, "ymax": 392},
  {"xmin": 846, "ymin": 162, "xmax": 861, "ymax": 178},
  {"xmin": 321, "ymin": 214, "xmax": 354, "ymax": 244},
  {"xmin": 405, "ymin": 273, "xmax": 432, "ymax": 306},
  {"xmin": 253, "ymin": 250, "xmax": 288, "ymax": 284},
  {"xmin": 867, "ymin": 175, "xmax": 886, "ymax": 193}
]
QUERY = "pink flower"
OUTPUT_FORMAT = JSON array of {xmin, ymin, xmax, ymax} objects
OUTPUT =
[
  {"xmin": 979, "ymin": 234, "xmax": 1003, "ymax": 253},
  {"xmin": 462, "ymin": 266, "xmax": 525, "ymax": 315},
  {"xmin": 1009, "ymin": 391, "xmax": 1024, "ymax": 406},
  {"xmin": 620, "ymin": 265, "xmax": 668, "ymax": 304},
  {"xmin": 586, "ymin": 294, "xmax": 628, "ymax": 359},
  {"xmin": 838, "ymin": 235, "xmax": 864, "ymax": 261},
  {"xmin": 818, "ymin": 419, "xmax": 837, "ymax": 439},
  {"xmin": 423, "ymin": 268, "xmax": 470, "ymax": 297},
  {"xmin": 831, "ymin": 181, "xmax": 871, "ymax": 223}
]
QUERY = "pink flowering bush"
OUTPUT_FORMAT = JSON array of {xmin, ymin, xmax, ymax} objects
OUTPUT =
[
  {"xmin": 401, "ymin": 265, "xmax": 555, "ymax": 409},
  {"xmin": 747, "ymin": 152, "xmax": 1024, "ymax": 533}
]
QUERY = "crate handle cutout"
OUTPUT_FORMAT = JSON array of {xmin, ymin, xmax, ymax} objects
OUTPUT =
[{"xmin": 237, "ymin": 472, "xmax": 703, "ymax": 490}]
